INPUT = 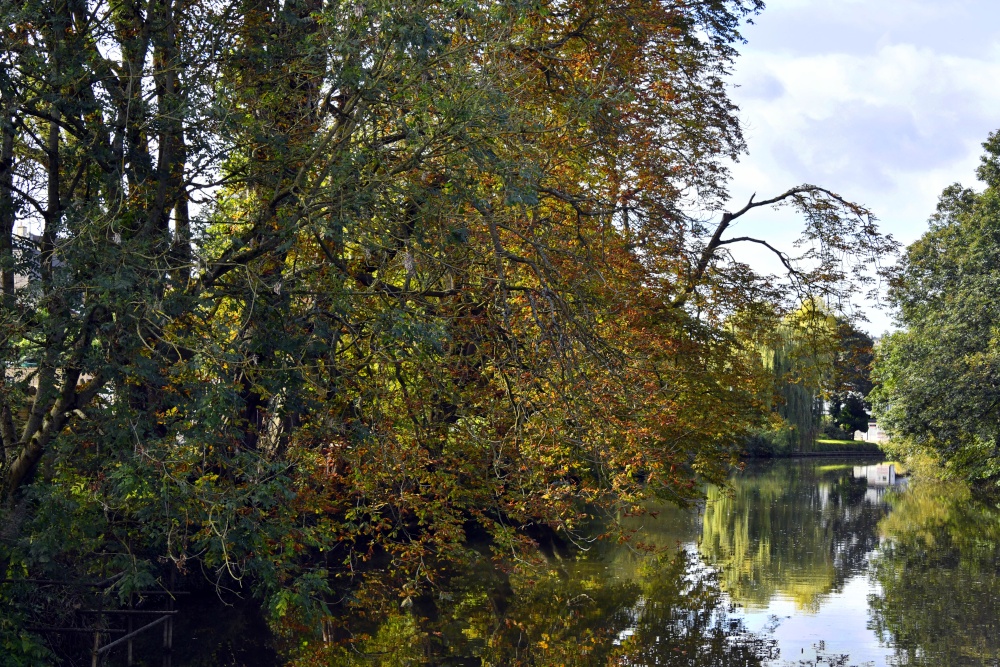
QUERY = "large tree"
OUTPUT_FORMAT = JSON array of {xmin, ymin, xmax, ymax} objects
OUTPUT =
[
  {"xmin": 872, "ymin": 131, "xmax": 1000, "ymax": 483},
  {"xmin": 0, "ymin": 0, "xmax": 894, "ymax": 656}
]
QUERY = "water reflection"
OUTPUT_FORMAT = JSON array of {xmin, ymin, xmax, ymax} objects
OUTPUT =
[
  {"xmin": 699, "ymin": 460, "xmax": 888, "ymax": 611},
  {"xmin": 870, "ymin": 477, "xmax": 1000, "ymax": 666},
  {"xmin": 853, "ymin": 463, "xmax": 899, "ymax": 487},
  {"xmin": 306, "ymin": 459, "xmax": 1000, "ymax": 665},
  {"xmin": 335, "ymin": 550, "xmax": 777, "ymax": 665}
]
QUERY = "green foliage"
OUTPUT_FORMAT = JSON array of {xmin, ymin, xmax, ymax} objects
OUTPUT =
[
  {"xmin": 746, "ymin": 304, "xmax": 876, "ymax": 455},
  {"xmin": 749, "ymin": 303, "xmax": 840, "ymax": 453},
  {"xmin": 827, "ymin": 322, "xmax": 875, "ymax": 435},
  {"xmin": 0, "ymin": 580, "xmax": 53, "ymax": 667},
  {"xmin": 829, "ymin": 393, "xmax": 870, "ymax": 435},
  {"xmin": 871, "ymin": 131, "xmax": 1000, "ymax": 484}
]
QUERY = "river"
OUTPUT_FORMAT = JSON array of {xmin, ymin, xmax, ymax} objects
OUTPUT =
[
  {"xmin": 304, "ymin": 455, "xmax": 1000, "ymax": 665},
  {"xmin": 578, "ymin": 456, "xmax": 1000, "ymax": 666},
  {"xmin": 123, "ymin": 456, "xmax": 1000, "ymax": 665}
]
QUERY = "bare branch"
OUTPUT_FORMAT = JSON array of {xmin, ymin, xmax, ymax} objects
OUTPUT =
[{"xmin": 671, "ymin": 185, "xmax": 872, "ymax": 308}]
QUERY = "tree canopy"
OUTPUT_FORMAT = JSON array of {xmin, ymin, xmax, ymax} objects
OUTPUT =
[
  {"xmin": 872, "ymin": 131, "xmax": 1000, "ymax": 484},
  {"xmin": 0, "ymin": 0, "xmax": 894, "ymax": 658},
  {"xmin": 827, "ymin": 319, "xmax": 874, "ymax": 435}
]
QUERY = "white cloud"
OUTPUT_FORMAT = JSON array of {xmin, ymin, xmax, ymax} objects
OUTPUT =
[{"xmin": 721, "ymin": 1, "xmax": 1000, "ymax": 334}]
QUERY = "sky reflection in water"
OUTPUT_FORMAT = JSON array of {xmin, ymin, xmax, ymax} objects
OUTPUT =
[
  {"xmin": 697, "ymin": 459, "xmax": 892, "ymax": 665},
  {"xmin": 623, "ymin": 457, "xmax": 1000, "ymax": 667}
]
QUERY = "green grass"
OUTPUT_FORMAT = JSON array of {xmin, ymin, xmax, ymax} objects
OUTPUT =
[
  {"xmin": 744, "ymin": 435, "xmax": 884, "ymax": 458},
  {"xmin": 813, "ymin": 438, "xmax": 882, "ymax": 454},
  {"xmin": 815, "ymin": 438, "xmax": 863, "ymax": 446}
]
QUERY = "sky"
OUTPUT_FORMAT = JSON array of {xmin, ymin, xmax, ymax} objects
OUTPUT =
[{"xmin": 721, "ymin": 0, "xmax": 1000, "ymax": 335}]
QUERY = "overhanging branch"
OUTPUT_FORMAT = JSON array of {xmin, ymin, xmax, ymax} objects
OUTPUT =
[{"xmin": 670, "ymin": 185, "xmax": 863, "ymax": 308}]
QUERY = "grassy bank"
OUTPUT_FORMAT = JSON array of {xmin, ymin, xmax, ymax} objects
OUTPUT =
[
  {"xmin": 815, "ymin": 438, "xmax": 882, "ymax": 451},
  {"xmin": 745, "ymin": 437, "xmax": 884, "ymax": 459}
]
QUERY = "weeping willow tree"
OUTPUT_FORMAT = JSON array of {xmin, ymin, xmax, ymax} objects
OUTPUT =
[
  {"xmin": 768, "ymin": 332, "xmax": 823, "ymax": 452},
  {"xmin": 753, "ymin": 302, "xmax": 838, "ymax": 453}
]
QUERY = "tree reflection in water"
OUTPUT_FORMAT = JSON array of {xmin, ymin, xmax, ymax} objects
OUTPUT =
[
  {"xmin": 699, "ymin": 460, "xmax": 887, "ymax": 611},
  {"xmin": 322, "ymin": 549, "xmax": 777, "ymax": 666},
  {"xmin": 870, "ymin": 477, "xmax": 1000, "ymax": 666},
  {"xmin": 267, "ymin": 460, "xmax": 1000, "ymax": 665}
]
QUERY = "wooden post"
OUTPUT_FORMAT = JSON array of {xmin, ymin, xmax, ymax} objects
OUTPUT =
[
  {"xmin": 92, "ymin": 576, "xmax": 104, "ymax": 667},
  {"xmin": 127, "ymin": 615, "xmax": 133, "ymax": 666},
  {"xmin": 162, "ymin": 614, "xmax": 170, "ymax": 667},
  {"xmin": 162, "ymin": 570, "xmax": 175, "ymax": 667}
]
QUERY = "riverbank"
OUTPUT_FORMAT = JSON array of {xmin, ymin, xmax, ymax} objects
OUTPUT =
[{"xmin": 746, "ymin": 437, "xmax": 885, "ymax": 459}]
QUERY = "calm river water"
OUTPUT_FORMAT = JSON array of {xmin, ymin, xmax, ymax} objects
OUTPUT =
[
  {"xmin": 573, "ymin": 456, "xmax": 1000, "ymax": 666},
  {"xmin": 141, "ymin": 456, "xmax": 1000, "ymax": 665},
  {"xmin": 310, "ymin": 455, "xmax": 1000, "ymax": 665}
]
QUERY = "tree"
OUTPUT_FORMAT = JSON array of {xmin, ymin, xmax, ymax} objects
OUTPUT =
[
  {"xmin": 749, "ymin": 301, "xmax": 841, "ymax": 453},
  {"xmin": 0, "ymin": 0, "xmax": 894, "ymax": 655},
  {"xmin": 828, "ymin": 320, "xmax": 874, "ymax": 436},
  {"xmin": 871, "ymin": 131, "xmax": 1000, "ymax": 483}
]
